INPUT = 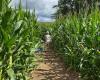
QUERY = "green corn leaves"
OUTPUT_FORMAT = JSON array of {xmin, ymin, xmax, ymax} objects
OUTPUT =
[
  {"xmin": 0, "ymin": 0, "xmax": 42, "ymax": 79},
  {"xmin": 51, "ymin": 9, "xmax": 100, "ymax": 80},
  {"xmin": 7, "ymin": 68, "xmax": 16, "ymax": 80}
]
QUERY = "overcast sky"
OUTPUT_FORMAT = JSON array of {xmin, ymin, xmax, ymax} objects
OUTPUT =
[{"xmin": 9, "ymin": 0, "xmax": 58, "ymax": 22}]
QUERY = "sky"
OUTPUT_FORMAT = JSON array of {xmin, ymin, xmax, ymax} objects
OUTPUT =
[{"xmin": 9, "ymin": 0, "xmax": 58, "ymax": 22}]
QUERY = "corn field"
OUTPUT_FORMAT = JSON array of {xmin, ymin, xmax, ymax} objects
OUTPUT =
[
  {"xmin": 50, "ymin": 9, "xmax": 100, "ymax": 80},
  {"xmin": 0, "ymin": 0, "xmax": 100, "ymax": 80},
  {"xmin": 0, "ymin": 0, "xmax": 43, "ymax": 79}
]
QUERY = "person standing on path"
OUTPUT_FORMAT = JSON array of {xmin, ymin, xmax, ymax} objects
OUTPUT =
[{"xmin": 44, "ymin": 31, "xmax": 52, "ymax": 52}]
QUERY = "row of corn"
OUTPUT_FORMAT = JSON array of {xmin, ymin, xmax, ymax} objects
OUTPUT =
[
  {"xmin": 0, "ymin": 0, "xmax": 43, "ymax": 80},
  {"xmin": 50, "ymin": 9, "xmax": 100, "ymax": 80}
]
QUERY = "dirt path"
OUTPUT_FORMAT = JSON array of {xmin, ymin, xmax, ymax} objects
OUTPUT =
[{"xmin": 30, "ymin": 50, "xmax": 79, "ymax": 80}]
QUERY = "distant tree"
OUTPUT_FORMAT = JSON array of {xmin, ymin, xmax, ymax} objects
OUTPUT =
[{"xmin": 54, "ymin": 0, "xmax": 99, "ymax": 17}]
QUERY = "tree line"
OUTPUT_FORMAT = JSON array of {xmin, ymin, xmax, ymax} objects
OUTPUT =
[{"xmin": 54, "ymin": 0, "xmax": 100, "ymax": 17}]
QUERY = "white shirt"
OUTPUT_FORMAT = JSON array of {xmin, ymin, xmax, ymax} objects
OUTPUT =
[{"xmin": 45, "ymin": 34, "xmax": 52, "ymax": 43}]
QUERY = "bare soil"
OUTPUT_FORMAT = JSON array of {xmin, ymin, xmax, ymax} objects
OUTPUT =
[{"xmin": 29, "ymin": 50, "xmax": 79, "ymax": 80}]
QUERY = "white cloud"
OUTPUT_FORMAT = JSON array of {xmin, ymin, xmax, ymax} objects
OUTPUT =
[
  {"xmin": 9, "ymin": 0, "xmax": 58, "ymax": 22},
  {"xmin": 37, "ymin": 16, "xmax": 55, "ymax": 22}
]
